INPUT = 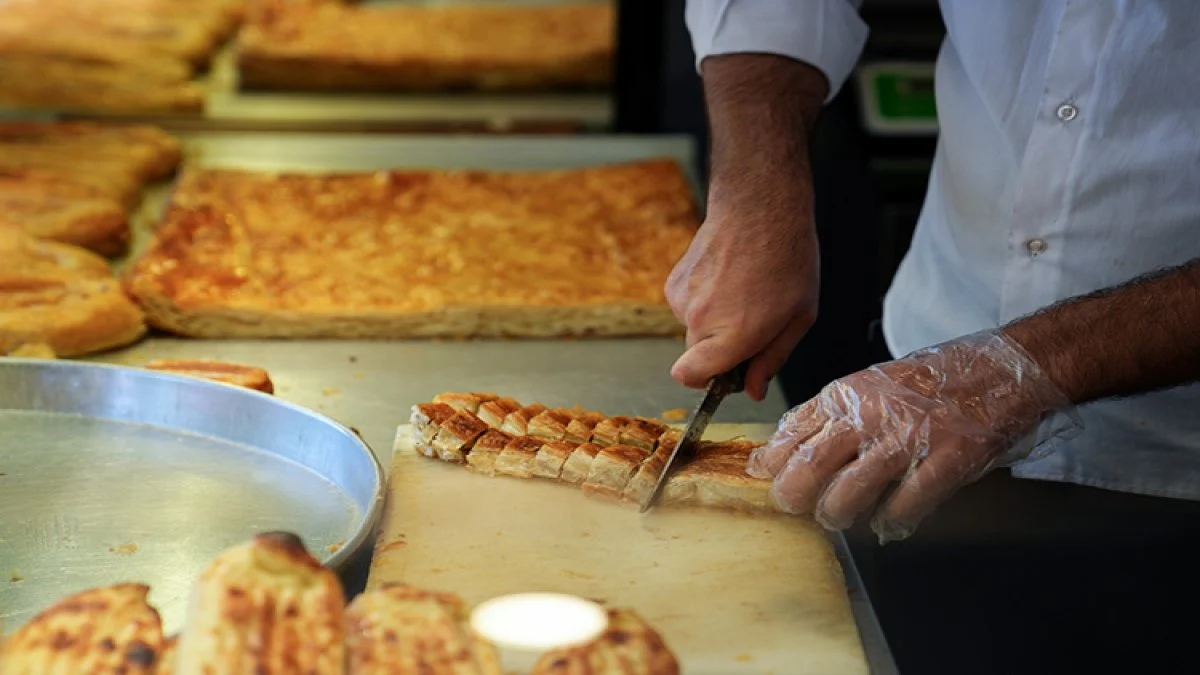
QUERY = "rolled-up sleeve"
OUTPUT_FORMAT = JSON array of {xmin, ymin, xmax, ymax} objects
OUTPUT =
[{"xmin": 685, "ymin": 0, "xmax": 869, "ymax": 100}]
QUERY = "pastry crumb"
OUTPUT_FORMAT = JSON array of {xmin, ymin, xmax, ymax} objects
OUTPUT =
[
  {"xmin": 348, "ymin": 355, "xmax": 358, "ymax": 363},
  {"xmin": 561, "ymin": 569, "xmax": 596, "ymax": 580},
  {"xmin": 326, "ymin": 540, "xmax": 345, "ymax": 554},
  {"xmin": 109, "ymin": 543, "xmax": 138, "ymax": 556},
  {"xmin": 322, "ymin": 387, "xmax": 342, "ymax": 397},
  {"xmin": 661, "ymin": 408, "xmax": 688, "ymax": 421},
  {"xmin": 735, "ymin": 654, "xmax": 754, "ymax": 663},
  {"xmin": 10, "ymin": 570, "xmax": 23, "ymax": 583}
]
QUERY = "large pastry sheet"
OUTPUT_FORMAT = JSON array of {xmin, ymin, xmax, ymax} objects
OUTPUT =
[{"xmin": 372, "ymin": 424, "xmax": 869, "ymax": 675}]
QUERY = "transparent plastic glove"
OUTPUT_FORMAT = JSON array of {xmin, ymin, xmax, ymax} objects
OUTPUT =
[{"xmin": 749, "ymin": 331, "xmax": 1081, "ymax": 543}]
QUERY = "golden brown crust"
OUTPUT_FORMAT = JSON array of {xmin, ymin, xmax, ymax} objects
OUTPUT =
[
  {"xmin": 533, "ymin": 440, "xmax": 577, "ymax": 480},
  {"xmin": 0, "ymin": 231, "xmax": 146, "ymax": 357},
  {"xmin": 560, "ymin": 443, "xmax": 604, "ymax": 486},
  {"xmin": 433, "ymin": 392, "xmax": 498, "ymax": 414},
  {"xmin": 144, "ymin": 359, "xmax": 275, "ymax": 394},
  {"xmin": 124, "ymin": 162, "xmax": 696, "ymax": 339},
  {"xmin": 531, "ymin": 609, "xmax": 680, "ymax": 675},
  {"xmin": 619, "ymin": 418, "xmax": 670, "ymax": 451},
  {"xmin": 174, "ymin": 534, "xmax": 345, "ymax": 675},
  {"xmin": 582, "ymin": 445, "xmax": 652, "ymax": 501},
  {"xmin": 237, "ymin": 1, "xmax": 613, "ymax": 93},
  {"xmin": 477, "ymin": 397, "xmax": 521, "ymax": 429},
  {"xmin": 494, "ymin": 436, "xmax": 545, "ymax": 479},
  {"xmin": 500, "ymin": 403, "xmax": 547, "ymax": 436},
  {"xmin": 345, "ymin": 583, "xmax": 502, "ymax": 675},
  {"xmin": 591, "ymin": 416, "xmax": 631, "ymax": 447},
  {"xmin": 432, "ymin": 411, "xmax": 489, "ymax": 464},
  {"xmin": 466, "ymin": 429, "xmax": 513, "ymax": 476},
  {"xmin": 412, "ymin": 403, "xmax": 458, "ymax": 448},
  {"xmin": 0, "ymin": 583, "xmax": 164, "ymax": 674},
  {"xmin": 564, "ymin": 411, "xmax": 606, "ymax": 444},
  {"xmin": 527, "ymin": 408, "xmax": 574, "ymax": 441}
]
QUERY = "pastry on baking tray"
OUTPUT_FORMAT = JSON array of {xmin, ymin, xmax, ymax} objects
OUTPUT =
[
  {"xmin": 0, "ymin": 583, "xmax": 165, "ymax": 675},
  {"xmin": 172, "ymin": 532, "xmax": 345, "ymax": 675},
  {"xmin": 237, "ymin": 0, "xmax": 613, "ymax": 92},
  {"xmin": 144, "ymin": 359, "xmax": 275, "ymax": 393},
  {"xmin": 0, "ymin": 231, "xmax": 145, "ymax": 357},
  {"xmin": 345, "ymin": 583, "xmax": 502, "ymax": 675},
  {"xmin": 410, "ymin": 393, "xmax": 783, "ymax": 514},
  {"xmin": 124, "ymin": 160, "xmax": 696, "ymax": 339},
  {"xmin": 531, "ymin": 609, "xmax": 680, "ymax": 675}
]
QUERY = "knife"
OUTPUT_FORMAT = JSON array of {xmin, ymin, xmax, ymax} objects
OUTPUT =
[{"xmin": 639, "ymin": 361, "xmax": 749, "ymax": 513}]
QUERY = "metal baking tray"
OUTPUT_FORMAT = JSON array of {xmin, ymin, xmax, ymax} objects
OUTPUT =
[
  {"xmin": 0, "ymin": 0, "xmax": 613, "ymax": 130},
  {"xmin": 0, "ymin": 359, "xmax": 384, "ymax": 635}
]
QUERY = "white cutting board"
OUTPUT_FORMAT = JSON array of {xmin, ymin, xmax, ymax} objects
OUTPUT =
[{"xmin": 370, "ymin": 424, "xmax": 868, "ymax": 675}]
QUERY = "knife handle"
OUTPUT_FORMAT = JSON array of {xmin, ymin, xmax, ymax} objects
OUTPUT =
[{"xmin": 714, "ymin": 360, "xmax": 750, "ymax": 397}]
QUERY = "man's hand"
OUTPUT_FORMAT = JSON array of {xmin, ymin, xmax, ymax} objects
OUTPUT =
[
  {"xmin": 668, "ymin": 54, "xmax": 829, "ymax": 400},
  {"xmin": 750, "ymin": 332, "xmax": 1079, "ymax": 542}
]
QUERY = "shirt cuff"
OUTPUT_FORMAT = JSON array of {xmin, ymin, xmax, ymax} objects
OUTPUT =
[{"xmin": 685, "ymin": 0, "xmax": 870, "ymax": 101}]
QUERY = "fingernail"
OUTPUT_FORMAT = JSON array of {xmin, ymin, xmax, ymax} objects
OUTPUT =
[{"xmin": 870, "ymin": 515, "xmax": 915, "ymax": 545}]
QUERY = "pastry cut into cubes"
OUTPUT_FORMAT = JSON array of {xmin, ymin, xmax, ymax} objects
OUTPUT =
[{"xmin": 409, "ymin": 393, "xmax": 778, "ymax": 513}]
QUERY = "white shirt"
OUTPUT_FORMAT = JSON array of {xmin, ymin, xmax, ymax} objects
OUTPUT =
[{"xmin": 686, "ymin": 0, "xmax": 1200, "ymax": 501}]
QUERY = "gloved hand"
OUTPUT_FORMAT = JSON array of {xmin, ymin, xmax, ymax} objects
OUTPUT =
[{"xmin": 749, "ymin": 331, "xmax": 1082, "ymax": 542}]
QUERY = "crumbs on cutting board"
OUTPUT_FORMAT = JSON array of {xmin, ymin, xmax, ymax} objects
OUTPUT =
[
  {"xmin": 561, "ymin": 569, "xmax": 596, "ymax": 580},
  {"xmin": 322, "ymin": 387, "xmax": 342, "ymax": 397},
  {"xmin": 661, "ymin": 408, "xmax": 688, "ymax": 421},
  {"xmin": 109, "ymin": 543, "xmax": 138, "ymax": 556},
  {"xmin": 735, "ymin": 654, "xmax": 754, "ymax": 663},
  {"xmin": 10, "ymin": 569, "xmax": 23, "ymax": 583}
]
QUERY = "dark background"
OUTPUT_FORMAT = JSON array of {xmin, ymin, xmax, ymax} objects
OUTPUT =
[{"xmin": 611, "ymin": 3, "xmax": 1200, "ymax": 674}]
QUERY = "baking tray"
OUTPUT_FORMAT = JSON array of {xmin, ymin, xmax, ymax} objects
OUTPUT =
[
  {"xmin": 0, "ymin": 0, "xmax": 613, "ymax": 130},
  {"xmin": 0, "ymin": 359, "xmax": 385, "ymax": 635}
]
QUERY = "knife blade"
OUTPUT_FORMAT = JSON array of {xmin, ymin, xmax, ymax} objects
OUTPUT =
[{"xmin": 639, "ymin": 361, "xmax": 749, "ymax": 513}]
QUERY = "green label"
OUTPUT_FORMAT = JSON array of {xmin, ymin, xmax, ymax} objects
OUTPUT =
[{"xmin": 873, "ymin": 73, "xmax": 937, "ymax": 121}]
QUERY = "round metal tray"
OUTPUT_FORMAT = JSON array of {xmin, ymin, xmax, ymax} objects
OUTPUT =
[{"xmin": 0, "ymin": 359, "xmax": 384, "ymax": 634}]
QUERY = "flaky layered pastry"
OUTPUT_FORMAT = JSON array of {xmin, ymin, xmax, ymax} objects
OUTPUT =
[
  {"xmin": 531, "ymin": 609, "xmax": 680, "ymax": 675},
  {"xmin": 0, "ymin": 0, "xmax": 240, "ymax": 112},
  {"xmin": 125, "ymin": 160, "xmax": 697, "ymax": 339},
  {"xmin": 144, "ymin": 358, "xmax": 275, "ymax": 393},
  {"xmin": 0, "ymin": 583, "xmax": 165, "ymax": 675},
  {"xmin": 0, "ymin": 230, "xmax": 145, "ymax": 357},
  {"xmin": 345, "ymin": 583, "xmax": 502, "ymax": 675},
  {"xmin": 0, "ymin": 123, "xmax": 182, "ymax": 255},
  {"xmin": 237, "ymin": 0, "xmax": 613, "ymax": 92},
  {"xmin": 408, "ymin": 393, "xmax": 781, "ymax": 514},
  {"xmin": 172, "ymin": 532, "xmax": 346, "ymax": 675},
  {"xmin": 1, "ymin": 534, "xmax": 679, "ymax": 675}
]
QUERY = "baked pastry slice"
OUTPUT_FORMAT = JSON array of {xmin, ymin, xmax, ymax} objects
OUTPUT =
[
  {"xmin": 619, "ymin": 418, "xmax": 669, "ymax": 452},
  {"xmin": 590, "ymin": 416, "xmax": 630, "ymax": 447},
  {"xmin": 494, "ymin": 436, "xmax": 546, "ymax": 479},
  {"xmin": 621, "ymin": 433, "xmax": 679, "ymax": 507},
  {"xmin": 532, "ymin": 440, "xmax": 577, "ymax": 480},
  {"xmin": 527, "ymin": 408, "xmax": 573, "ymax": 442},
  {"xmin": 500, "ymin": 403, "xmax": 546, "ymax": 436},
  {"xmin": 582, "ymin": 445, "xmax": 653, "ymax": 501},
  {"xmin": 559, "ymin": 443, "xmax": 603, "ymax": 486},
  {"xmin": 564, "ymin": 411, "xmax": 605, "ymax": 444},
  {"xmin": 432, "ymin": 411, "xmax": 490, "ymax": 464},
  {"xmin": 412, "ymin": 403, "xmax": 458, "ymax": 456},
  {"xmin": 144, "ymin": 359, "xmax": 275, "ymax": 393},
  {"xmin": 477, "ymin": 397, "xmax": 520, "ymax": 429},
  {"xmin": 0, "ymin": 583, "xmax": 164, "ymax": 675},
  {"xmin": 1, "ymin": 231, "xmax": 145, "ymax": 357},
  {"xmin": 344, "ymin": 583, "xmax": 501, "ymax": 675},
  {"xmin": 173, "ymin": 532, "xmax": 345, "ymax": 675},
  {"xmin": 531, "ymin": 609, "xmax": 679, "ymax": 675},
  {"xmin": 661, "ymin": 441, "xmax": 776, "ymax": 513},
  {"xmin": 433, "ymin": 392, "xmax": 499, "ymax": 414},
  {"xmin": 466, "ymin": 429, "xmax": 513, "ymax": 476}
]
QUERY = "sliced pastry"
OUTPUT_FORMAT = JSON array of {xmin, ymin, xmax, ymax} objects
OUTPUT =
[
  {"xmin": 431, "ymin": 410, "xmax": 489, "ymax": 464},
  {"xmin": 560, "ymin": 443, "xmax": 604, "ymax": 486},
  {"xmin": 532, "ymin": 440, "xmax": 577, "ymax": 480},
  {"xmin": 466, "ymin": 429, "xmax": 513, "ymax": 476},
  {"xmin": 494, "ymin": 436, "xmax": 546, "ymax": 479},
  {"xmin": 582, "ymin": 445, "xmax": 652, "ymax": 501}
]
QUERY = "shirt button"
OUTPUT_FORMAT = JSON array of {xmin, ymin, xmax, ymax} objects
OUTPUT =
[
  {"xmin": 1026, "ymin": 238, "xmax": 1048, "ymax": 256},
  {"xmin": 1056, "ymin": 103, "xmax": 1078, "ymax": 122}
]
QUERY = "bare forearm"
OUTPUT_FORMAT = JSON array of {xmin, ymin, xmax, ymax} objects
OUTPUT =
[
  {"xmin": 1004, "ymin": 258, "xmax": 1200, "ymax": 404},
  {"xmin": 701, "ymin": 54, "xmax": 828, "ymax": 214}
]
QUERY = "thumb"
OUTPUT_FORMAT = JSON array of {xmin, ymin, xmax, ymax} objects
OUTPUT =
[{"xmin": 671, "ymin": 331, "xmax": 754, "ymax": 390}]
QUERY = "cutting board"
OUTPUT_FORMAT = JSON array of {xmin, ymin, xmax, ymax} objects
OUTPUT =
[{"xmin": 370, "ymin": 424, "xmax": 868, "ymax": 675}]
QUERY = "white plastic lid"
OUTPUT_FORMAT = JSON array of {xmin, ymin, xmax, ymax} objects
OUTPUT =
[{"xmin": 469, "ymin": 593, "xmax": 609, "ymax": 652}]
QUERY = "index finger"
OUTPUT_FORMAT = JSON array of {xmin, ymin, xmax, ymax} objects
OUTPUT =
[{"xmin": 748, "ymin": 398, "xmax": 823, "ymax": 478}]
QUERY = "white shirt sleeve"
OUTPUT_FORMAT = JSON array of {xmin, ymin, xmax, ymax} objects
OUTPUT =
[{"xmin": 685, "ymin": 0, "xmax": 870, "ymax": 100}]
